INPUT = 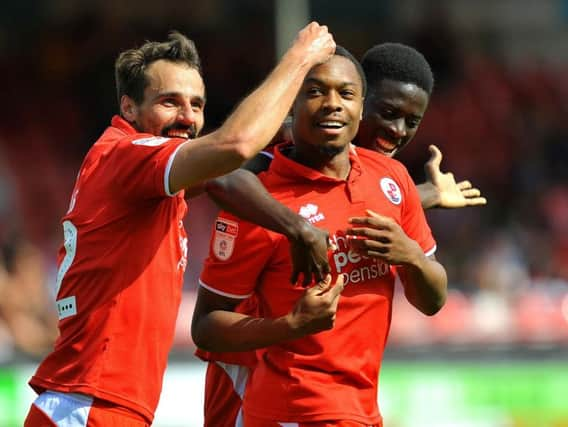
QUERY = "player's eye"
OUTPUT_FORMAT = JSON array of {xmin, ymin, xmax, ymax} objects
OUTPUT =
[
  {"xmin": 307, "ymin": 87, "xmax": 323, "ymax": 97},
  {"xmin": 406, "ymin": 119, "xmax": 420, "ymax": 129},
  {"xmin": 380, "ymin": 108, "xmax": 396, "ymax": 119},
  {"xmin": 191, "ymin": 100, "xmax": 204, "ymax": 112},
  {"xmin": 340, "ymin": 90, "xmax": 355, "ymax": 99},
  {"xmin": 162, "ymin": 98, "xmax": 177, "ymax": 107}
]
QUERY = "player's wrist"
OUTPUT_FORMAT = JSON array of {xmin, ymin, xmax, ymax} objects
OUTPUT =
[
  {"xmin": 404, "ymin": 243, "xmax": 429, "ymax": 270},
  {"xmin": 284, "ymin": 215, "xmax": 312, "ymax": 243},
  {"xmin": 282, "ymin": 41, "xmax": 318, "ymax": 76},
  {"xmin": 283, "ymin": 312, "xmax": 305, "ymax": 339},
  {"xmin": 417, "ymin": 182, "xmax": 441, "ymax": 209}
]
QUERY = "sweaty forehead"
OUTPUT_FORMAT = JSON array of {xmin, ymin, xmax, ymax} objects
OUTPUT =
[
  {"xmin": 145, "ymin": 60, "xmax": 205, "ymax": 96},
  {"xmin": 306, "ymin": 55, "xmax": 363, "ymax": 88},
  {"xmin": 368, "ymin": 79, "xmax": 428, "ymax": 106}
]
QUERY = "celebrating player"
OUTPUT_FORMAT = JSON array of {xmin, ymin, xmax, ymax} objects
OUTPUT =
[
  {"xmin": 192, "ymin": 46, "xmax": 447, "ymax": 426},
  {"xmin": 24, "ymin": 23, "xmax": 336, "ymax": 426}
]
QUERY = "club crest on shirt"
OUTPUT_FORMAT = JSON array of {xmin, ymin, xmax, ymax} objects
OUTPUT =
[
  {"xmin": 213, "ymin": 219, "xmax": 238, "ymax": 260},
  {"xmin": 380, "ymin": 177, "xmax": 402, "ymax": 205},
  {"xmin": 131, "ymin": 136, "xmax": 170, "ymax": 146}
]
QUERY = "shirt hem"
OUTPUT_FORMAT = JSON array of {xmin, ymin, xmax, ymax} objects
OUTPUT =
[
  {"xmin": 243, "ymin": 405, "xmax": 382, "ymax": 424},
  {"xmin": 29, "ymin": 377, "xmax": 154, "ymax": 424}
]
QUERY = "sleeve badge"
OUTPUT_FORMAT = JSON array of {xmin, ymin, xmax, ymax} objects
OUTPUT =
[{"xmin": 213, "ymin": 218, "xmax": 239, "ymax": 260}]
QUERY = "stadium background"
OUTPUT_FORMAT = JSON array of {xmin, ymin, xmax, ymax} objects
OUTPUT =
[{"xmin": 0, "ymin": 0, "xmax": 567, "ymax": 426}]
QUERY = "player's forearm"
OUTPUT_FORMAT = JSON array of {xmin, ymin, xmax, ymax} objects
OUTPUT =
[
  {"xmin": 399, "ymin": 255, "xmax": 447, "ymax": 316},
  {"xmin": 206, "ymin": 170, "xmax": 309, "ymax": 241},
  {"xmin": 170, "ymin": 53, "xmax": 314, "ymax": 192},
  {"xmin": 416, "ymin": 182, "xmax": 440, "ymax": 210},
  {"xmin": 214, "ymin": 49, "xmax": 312, "ymax": 160},
  {"xmin": 192, "ymin": 310, "xmax": 299, "ymax": 352}
]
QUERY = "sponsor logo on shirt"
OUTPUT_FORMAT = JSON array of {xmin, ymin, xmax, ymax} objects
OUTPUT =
[
  {"xmin": 213, "ymin": 218, "xmax": 238, "ymax": 260},
  {"xmin": 380, "ymin": 177, "xmax": 402, "ymax": 205},
  {"xmin": 131, "ymin": 136, "xmax": 170, "ymax": 146},
  {"xmin": 329, "ymin": 232, "xmax": 392, "ymax": 286},
  {"xmin": 298, "ymin": 203, "xmax": 325, "ymax": 224}
]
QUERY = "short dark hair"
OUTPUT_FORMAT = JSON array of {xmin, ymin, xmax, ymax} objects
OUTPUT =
[
  {"xmin": 115, "ymin": 31, "xmax": 202, "ymax": 105},
  {"xmin": 334, "ymin": 45, "xmax": 367, "ymax": 97},
  {"xmin": 361, "ymin": 43, "xmax": 434, "ymax": 95}
]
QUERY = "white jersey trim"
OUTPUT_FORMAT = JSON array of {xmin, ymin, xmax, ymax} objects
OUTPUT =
[
  {"xmin": 164, "ymin": 141, "xmax": 189, "ymax": 196},
  {"xmin": 425, "ymin": 244, "xmax": 437, "ymax": 257},
  {"xmin": 215, "ymin": 362, "xmax": 249, "ymax": 427},
  {"xmin": 259, "ymin": 150, "xmax": 274, "ymax": 159},
  {"xmin": 198, "ymin": 279, "xmax": 252, "ymax": 299},
  {"xmin": 216, "ymin": 361, "xmax": 249, "ymax": 399}
]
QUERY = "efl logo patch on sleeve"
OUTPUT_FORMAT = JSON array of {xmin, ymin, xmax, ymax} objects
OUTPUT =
[
  {"xmin": 131, "ymin": 136, "xmax": 170, "ymax": 146},
  {"xmin": 213, "ymin": 219, "xmax": 239, "ymax": 260}
]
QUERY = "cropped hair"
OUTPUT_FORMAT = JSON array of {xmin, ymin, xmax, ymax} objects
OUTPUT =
[
  {"xmin": 334, "ymin": 45, "xmax": 367, "ymax": 97},
  {"xmin": 115, "ymin": 31, "xmax": 202, "ymax": 105},
  {"xmin": 361, "ymin": 43, "xmax": 434, "ymax": 95}
]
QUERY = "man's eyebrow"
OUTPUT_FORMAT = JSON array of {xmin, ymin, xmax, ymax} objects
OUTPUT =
[
  {"xmin": 156, "ymin": 92, "xmax": 206, "ymax": 104},
  {"xmin": 191, "ymin": 95, "xmax": 206, "ymax": 105},
  {"xmin": 304, "ymin": 77, "xmax": 324, "ymax": 86},
  {"xmin": 156, "ymin": 91, "xmax": 181, "ymax": 98},
  {"xmin": 304, "ymin": 77, "xmax": 359, "ymax": 87}
]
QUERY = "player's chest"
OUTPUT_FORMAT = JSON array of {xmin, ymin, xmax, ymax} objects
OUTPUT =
[{"xmin": 280, "ymin": 177, "xmax": 405, "ymax": 229}]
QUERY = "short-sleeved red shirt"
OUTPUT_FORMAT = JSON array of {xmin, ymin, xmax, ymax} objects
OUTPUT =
[
  {"xmin": 30, "ymin": 116, "xmax": 189, "ymax": 423},
  {"xmin": 200, "ymin": 143, "xmax": 436, "ymax": 424}
]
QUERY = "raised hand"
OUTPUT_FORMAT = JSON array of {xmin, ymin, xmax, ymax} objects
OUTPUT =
[
  {"xmin": 346, "ymin": 210, "xmax": 424, "ymax": 266},
  {"xmin": 290, "ymin": 22, "xmax": 336, "ymax": 67},
  {"xmin": 419, "ymin": 144, "xmax": 487, "ymax": 209},
  {"xmin": 289, "ymin": 222, "xmax": 333, "ymax": 286},
  {"xmin": 287, "ymin": 274, "xmax": 345, "ymax": 337}
]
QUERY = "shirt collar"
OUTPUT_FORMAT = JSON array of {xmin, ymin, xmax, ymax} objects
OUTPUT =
[
  {"xmin": 270, "ymin": 142, "xmax": 363, "ymax": 183},
  {"xmin": 111, "ymin": 115, "xmax": 138, "ymax": 135}
]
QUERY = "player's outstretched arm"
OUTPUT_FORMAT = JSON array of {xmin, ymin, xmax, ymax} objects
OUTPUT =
[
  {"xmin": 169, "ymin": 22, "xmax": 335, "ymax": 193},
  {"xmin": 417, "ymin": 145, "xmax": 487, "ymax": 210},
  {"xmin": 347, "ymin": 210, "xmax": 447, "ymax": 315},
  {"xmin": 191, "ymin": 275, "xmax": 345, "ymax": 352}
]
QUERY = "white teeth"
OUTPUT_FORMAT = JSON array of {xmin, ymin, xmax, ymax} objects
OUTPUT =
[
  {"xmin": 377, "ymin": 138, "xmax": 396, "ymax": 148},
  {"xmin": 169, "ymin": 132, "xmax": 189, "ymax": 138},
  {"xmin": 318, "ymin": 121, "xmax": 343, "ymax": 128}
]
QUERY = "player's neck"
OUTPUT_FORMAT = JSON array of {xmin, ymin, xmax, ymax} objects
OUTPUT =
[{"xmin": 287, "ymin": 144, "xmax": 351, "ymax": 180}]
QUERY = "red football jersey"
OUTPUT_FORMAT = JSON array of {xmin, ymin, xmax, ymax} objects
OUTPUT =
[
  {"xmin": 29, "ymin": 116, "xmax": 190, "ymax": 422},
  {"xmin": 200, "ymin": 143, "xmax": 436, "ymax": 424}
]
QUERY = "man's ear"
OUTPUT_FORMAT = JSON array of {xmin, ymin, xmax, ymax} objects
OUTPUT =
[{"xmin": 120, "ymin": 95, "xmax": 138, "ymax": 121}]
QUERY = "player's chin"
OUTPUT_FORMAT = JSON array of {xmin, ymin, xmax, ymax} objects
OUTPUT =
[{"xmin": 373, "ymin": 142, "xmax": 398, "ymax": 157}]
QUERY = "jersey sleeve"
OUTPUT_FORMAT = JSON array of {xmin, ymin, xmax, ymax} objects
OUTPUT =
[
  {"xmin": 106, "ymin": 135, "xmax": 187, "ymax": 200},
  {"xmin": 398, "ymin": 167, "xmax": 436, "ymax": 255},
  {"xmin": 199, "ymin": 212, "xmax": 278, "ymax": 298}
]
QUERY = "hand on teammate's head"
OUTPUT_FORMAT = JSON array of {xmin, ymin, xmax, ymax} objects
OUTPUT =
[{"xmin": 290, "ymin": 22, "xmax": 336, "ymax": 67}]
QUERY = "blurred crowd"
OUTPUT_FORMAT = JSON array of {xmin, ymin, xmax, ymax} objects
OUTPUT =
[
  {"xmin": 0, "ymin": 231, "xmax": 58, "ymax": 363},
  {"xmin": 0, "ymin": 1, "xmax": 566, "ymax": 360}
]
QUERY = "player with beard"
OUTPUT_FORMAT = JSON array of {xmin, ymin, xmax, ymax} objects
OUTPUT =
[
  {"xmin": 192, "ymin": 46, "xmax": 447, "ymax": 426},
  {"xmin": 24, "ymin": 24, "xmax": 339, "ymax": 426}
]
